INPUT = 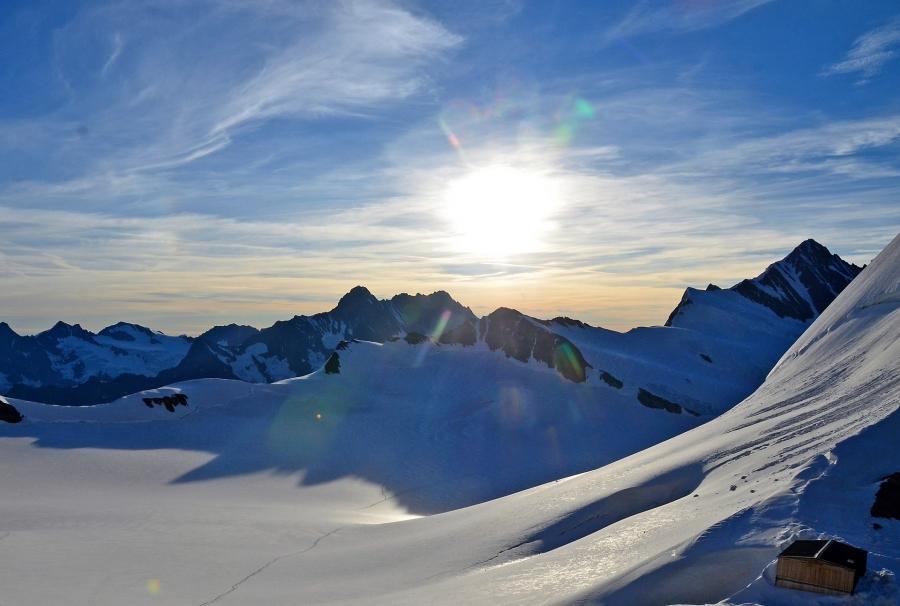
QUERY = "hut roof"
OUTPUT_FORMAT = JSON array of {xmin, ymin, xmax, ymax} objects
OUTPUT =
[{"xmin": 779, "ymin": 539, "xmax": 867, "ymax": 579}]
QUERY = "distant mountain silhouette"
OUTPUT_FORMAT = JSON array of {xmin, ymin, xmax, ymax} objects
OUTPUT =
[{"xmin": 1, "ymin": 241, "xmax": 863, "ymax": 407}]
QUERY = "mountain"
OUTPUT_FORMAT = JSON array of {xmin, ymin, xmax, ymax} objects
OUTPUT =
[
  {"xmin": 2, "ymin": 288, "xmax": 476, "ymax": 405},
  {"xmin": 0, "ymin": 235, "xmax": 895, "ymax": 605},
  {"xmin": 526, "ymin": 240, "xmax": 862, "ymax": 417},
  {"xmin": 666, "ymin": 238, "xmax": 861, "ymax": 341},
  {"xmin": 0, "ymin": 240, "xmax": 861, "ymax": 408},
  {"xmin": 0, "ymin": 320, "xmax": 191, "ymax": 397},
  {"xmin": 172, "ymin": 286, "xmax": 478, "ymax": 385}
]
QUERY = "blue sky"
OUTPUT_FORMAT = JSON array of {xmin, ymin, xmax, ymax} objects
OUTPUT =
[{"xmin": 1, "ymin": 0, "xmax": 899, "ymax": 334}]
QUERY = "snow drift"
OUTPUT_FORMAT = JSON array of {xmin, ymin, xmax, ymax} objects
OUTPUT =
[
  {"xmin": 0, "ymin": 235, "xmax": 893, "ymax": 605},
  {"xmin": 159, "ymin": 233, "xmax": 896, "ymax": 605}
]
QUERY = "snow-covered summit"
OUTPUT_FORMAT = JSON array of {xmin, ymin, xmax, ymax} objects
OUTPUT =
[
  {"xmin": 168, "ymin": 237, "xmax": 893, "ymax": 605},
  {"xmin": 0, "ymin": 319, "xmax": 192, "ymax": 399},
  {"xmin": 0, "ymin": 236, "xmax": 895, "ymax": 605},
  {"xmin": 0, "ymin": 241, "xmax": 864, "ymax": 409},
  {"xmin": 667, "ymin": 238, "xmax": 862, "ymax": 328}
]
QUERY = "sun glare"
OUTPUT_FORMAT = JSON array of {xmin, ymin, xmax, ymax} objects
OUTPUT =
[{"xmin": 442, "ymin": 166, "xmax": 560, "ymax": 258}]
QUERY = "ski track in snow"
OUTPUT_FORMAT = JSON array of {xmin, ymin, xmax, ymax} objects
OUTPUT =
[
  {"xmin": 198, "ymin": 526, "xmax": 347, "ymax": 606},
  {"xmin": 198, "ymin": 484, "xmax": 412, "ymax": 606},
  {"xmin": 0, "ymin": 234, "xmax": 896, "ymax": 605}
]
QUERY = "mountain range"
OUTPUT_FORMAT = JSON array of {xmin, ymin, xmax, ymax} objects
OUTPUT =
[
  {"xmin": 0, "ymin": 235, "xmax": 894, "ymax": 605},
  {"xmin": 1, "ymin": 239, "xmax": 861, "ymax": 411}
]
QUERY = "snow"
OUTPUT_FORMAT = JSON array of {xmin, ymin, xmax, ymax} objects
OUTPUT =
[
  {"xmin": 0, "ymin": 235, "xmax": 897, "ymax": 605},
  {"xmin": 320, "ymin": 323, "xmax": 349, "ymax": 350},
  {"xmin": 0, "ymin": 333, "xmax": 703, "ymax": 604},
  {"xmin": 552, "ymin": 314, "xmax": 795, "ymax": 416},
  {"xmin": 53, "ymin": 328, "xmax": 191, "ymax": 381}
]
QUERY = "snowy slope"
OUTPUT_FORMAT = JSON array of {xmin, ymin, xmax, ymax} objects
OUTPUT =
[
  {"xmin": 0, "ymin": 321, "xmax": 191, "ymax": 393},
  {"xmin": 1, "ymin": 288, "xmax": 477, "ymax": 405},
  {"xmin": 551, "ymin": 318, "xmax": 782, "ymax": 416},
  {"xmin": 0, "ymin": 236, "xmax": 890, "ymax": 605},
  {"xmin": 72, "ymin": 322, "xmax": 191, "ymax": 378},
  {"xmin": 1, "ymin": 335, "xmax": 698, "ymax": 511},
  {"xmin": 0, "ymin": 334, "xmax": 700, "ymax": 605},
  {"xmin": 666, "ymin": 238, "xmax": 862, "ymax": 329},
  {"xmin": 540, "ymin": 240, "xmax": 861, "ymax": 418},
  {"xmin": 207, "ymin": 232, "xmax": 889, "ymax": 606},
  {"xmin": 1, "ymin": 241, "xmax": 859, "ymax": 410}
]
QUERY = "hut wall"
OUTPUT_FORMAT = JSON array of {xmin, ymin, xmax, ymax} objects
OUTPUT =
[{"xmin": 776, "ymin": 558, "xmax": 855, "ymax": 595}]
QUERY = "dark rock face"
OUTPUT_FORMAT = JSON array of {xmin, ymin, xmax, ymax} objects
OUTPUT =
[
  {"xmin": 324, "ymin": 352, "xmax": 341, "ymax": 374},
  {"xmin": 0, "ymin": 322, "xmax": 214, "ymax": 405},
  {"xmin": 391, "ymin": 290, "xmax": 476, "ymax": 336},
  {"xmin": 142, "ymin": 393, "xmax": 188, "ymax": 413},
  {"xmin": 637, "ymin": 388, "xmax": 697, "ymax": 415},
  {"xmin": 330, "ymin": 286, "xmax": 400, "ymax": 342},
  {"xmin": 404, "ymin": 332, "xmax": 428, "ymax": 345},
  {"xmin": 98, "ymin": 322, "xmax": 160, "ymax": 343},
  {"xmin": 439, "ymin": 319, "xmax": 477, "ymax": 346},
  {"xmin": 664, "ymin": 295, "xmax": 692, "ymax": 327},
  {"xmin": 0, "ymin": 287, "xmax": 477, "ymax": 405},
  {"xmin": 871, "ymin": 473, "xmax": 900, "ymax": 519},
  {"xmin": 0, "ymin": 319, "xmax": 194, "ymax": 406},
  {"xmin": 235, "ymin": 287, "xmax": 477, "ymax": 381},
  {"xmin": 480, "ymin": 308, "xmax": 591, "ymax": 383},
  {"xmin": 0, "ymin": 398, "xmax": 23, "ymax": 423},
  {"xmin": 550, "ymin": 317, "xmax": 591, "ymax": 329},
  {"xmin": 666, "ymin": 239, "xmax": 862, "ymax": 326},
  {"xmin": 599, "ymin": 371, "xmax": 624, "ymax": 389},
  {"xmin": 37, "ymin": 321, "xmax": 97, "ymax": 346},
  {"xmin": 782, "ymin": 239, "xmax": 863, "ymax": 316},
  {"xmin": 165, "ymin": 341, "xmax": 235, "ymax": 381},
  {"xmin": 0, "ymin": 324, "xmax": 65, "ymax": 394},
  {"xmin": 198, "ymin": 324, "xmax": 259, "ymax": 348},
  {"xmin": 2, "ymin": 240, "xmax": 858, "ymax": 407}
]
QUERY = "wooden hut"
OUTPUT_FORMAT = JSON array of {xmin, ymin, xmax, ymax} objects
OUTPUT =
[{"xmin": 775, "ymin": 539, "xmax": 867, "ymax": 596}]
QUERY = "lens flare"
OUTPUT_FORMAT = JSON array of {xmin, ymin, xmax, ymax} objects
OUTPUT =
[
  {"xmin": 146, "ymin": 579, "xmax": 161, "ymax": 596},
  {"xmin": 439, "ymin": 116, "xmax": 468, "ymax": 164},
  {"xmin": 553, "ymin": 342, "xmax": 587, "ymax": 382},
  {"xmin": 553, "ymin": 97, "xmax": 596, "ymax": 146},
  {"xmin": 430, "ymin": 310, "xmax": 452, "ymax": 341},
  {"xmin": 574, "ymin": 97, "xmax": 596, "ymax": 119}
]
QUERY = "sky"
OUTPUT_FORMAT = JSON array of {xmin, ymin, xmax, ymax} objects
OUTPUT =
[{"xmin": 1, "ymin": 0, "xmax": 899, "ymax": 335}]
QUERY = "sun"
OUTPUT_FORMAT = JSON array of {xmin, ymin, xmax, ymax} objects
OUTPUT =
[{"xmin": 442, "ymin": 165, "xmax": 560, "ymax": 258}]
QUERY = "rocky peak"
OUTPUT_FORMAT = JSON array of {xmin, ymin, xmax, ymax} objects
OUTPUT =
[
  {"xmin": 99, "ymin": 322, "xmax": 158, "ymax": 340},
  {"xmin": 480, "ymin": 308, "xmax": 591, "ymax": 382},
  {"xmin": 666, "ymin": 239, "xmax": 864, "ymax": 327},
  {"xmin": 333, "ymin": 286, "xmax": 379, "ymax": 313},
  {"xmin": 0, "ymin": 322, "xmax": 20, "ymax": 353},
  {"xmin": 41, "ymin": 321, "xmax": 95, "ymax": 341},
  {"xmin": 787, "ymin": 238, "xmax": 830, "ymax": 260},
  {"xmin": 735, "ymin": 240, "xmax": 863, "ymax": 320},
  {"xmin": 0, "ymin": 322, "xmax": 18, "ymax": 339},
  {"xmin": 198, "ymin": 324, "xmax": 258, "ymax": 348},
  {"xmin": 391, "ymin": 290, "xmax": 477, "ymax": 335}
]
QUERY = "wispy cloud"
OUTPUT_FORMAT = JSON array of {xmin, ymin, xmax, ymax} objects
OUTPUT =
[
  {"xmin": 2, "ymin": 0, "xmax": 461, "ymax": 186},
  {"xmin": 100, "ymin": 31, "xmax": 123, "ymax": 76},
  {"xmin": 602, "ymin": 0, "xmax": 773, "ymax": 43},
  {"xmin": 1, "ymin": 1, "xmax": 897, "ymax": 335},
  {"xmin": 672, "ymin": 114, "xmax": 900, "ymax": 179},
  {"xmin": 210, "ymin": 0, "xmax": 461, "ymax": 135},
  {"xmin": 823, "ymin": 15, "xmax": 900, "ymax": 83}
]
